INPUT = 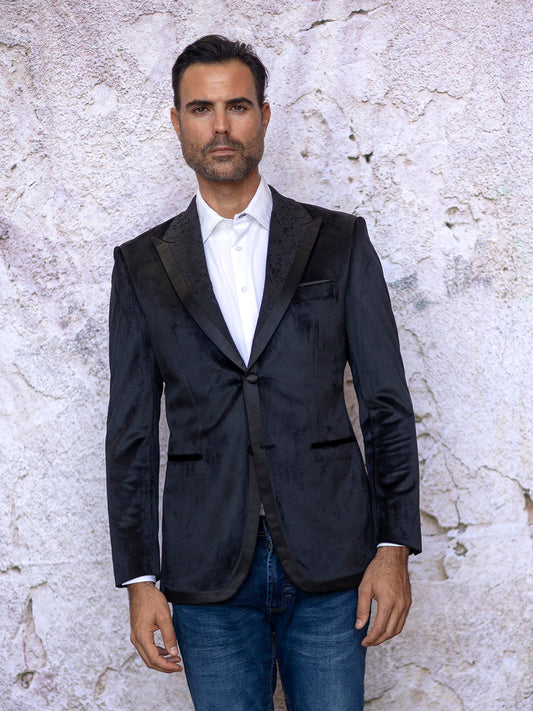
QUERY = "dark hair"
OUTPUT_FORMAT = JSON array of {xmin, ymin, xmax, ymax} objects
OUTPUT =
[{"xmin": 172, "ymin": 35, "xmax": 268, "ymax": 109}]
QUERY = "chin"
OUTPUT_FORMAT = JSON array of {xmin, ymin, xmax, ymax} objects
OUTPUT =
[{"xmin": 202, "ymin": 164, "xmax": 257, "ymax": 183}]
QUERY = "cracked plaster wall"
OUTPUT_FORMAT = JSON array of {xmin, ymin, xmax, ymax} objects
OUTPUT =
[{"xmin": 1, "ymin": 1, "xmax": 532, "ymax": 709}]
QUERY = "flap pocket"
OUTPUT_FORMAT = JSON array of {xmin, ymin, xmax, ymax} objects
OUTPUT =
[
  {"xmin": 311, "ymin": 435, "xmax": 357, "ymax": 462},
  {"xmin": 311, "ymin": 436, "xmax": 356, "ymax": 449},
  {"xmin": 293, "ymin": 279, "xmax": 336, "ymax": 303},
  {"xmin": 168, "ymin": 453, "xmax": 203, "ymax": 462}
]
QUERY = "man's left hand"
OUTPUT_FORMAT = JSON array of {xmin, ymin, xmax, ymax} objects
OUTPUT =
[{"xmin": 355, "ymin": 546, "xmax": 411, "ymax": 647}]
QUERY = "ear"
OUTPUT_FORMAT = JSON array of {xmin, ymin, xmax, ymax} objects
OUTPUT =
[
  {"xmin": 261, "ymin": 102, "xmax": 271, "ymax": 136},
  {"xmin": 170, "ymin": 107, "xmax": 181, "ymax": 141}
]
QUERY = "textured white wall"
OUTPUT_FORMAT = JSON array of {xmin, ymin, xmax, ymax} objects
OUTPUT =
[{"xmin": 1, "ymin": 1, "xmax": 532, "ymax": 709}]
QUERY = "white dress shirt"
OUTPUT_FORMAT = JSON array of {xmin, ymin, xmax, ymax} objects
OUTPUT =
[
  {"xmin": 124, "ymin": 177, "xmax": 398, "ymax": 586},
  {"xmin": 197, "ymin": 176, "xmax": 272, "ymax": 365}
]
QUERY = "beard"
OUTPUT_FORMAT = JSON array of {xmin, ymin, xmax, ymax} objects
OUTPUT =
[{"xmin": 180, "ymin": 134, "xmax": 264, "ymax": 183}]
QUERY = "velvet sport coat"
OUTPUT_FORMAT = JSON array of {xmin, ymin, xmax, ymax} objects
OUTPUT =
[{"xmin": 106, "ymin": 187, "xmax": 421, "ymax": 604}]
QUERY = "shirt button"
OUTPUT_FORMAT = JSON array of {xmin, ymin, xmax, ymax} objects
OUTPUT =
[
  {"xmin": 234, "ymin": 245, "xmax": 242, "ymax": 251},
  {"xmin": 241, "ymin": 286, "xmax": 248, "ymax": 293}
]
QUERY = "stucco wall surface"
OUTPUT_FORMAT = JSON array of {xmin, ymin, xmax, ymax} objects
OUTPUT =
[{"xmin": 1, "ymin": 1, "xmax": 532, "ymax": 709}]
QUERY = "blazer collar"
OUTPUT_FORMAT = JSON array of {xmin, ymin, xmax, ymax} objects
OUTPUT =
[
  {"xmin": 152, "ymin": 188, "xmax": 322, "ymax": 371},
  {"xmin": 153, "ymin": 198, "xmax": 246, "ymax": 368},
  {"xmin": 248, "ymin": 188, "xmax": 321, "ymax": 367}
]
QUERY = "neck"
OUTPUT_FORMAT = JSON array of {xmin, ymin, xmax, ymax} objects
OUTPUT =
[{"xmin": 196, "ymin": 169, "xmax": 261, "ymax": 218}]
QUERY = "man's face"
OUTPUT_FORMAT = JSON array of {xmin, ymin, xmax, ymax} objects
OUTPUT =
[{"xmin": 171, "ymin": 60, "xmax": 270, "ymax": 184}]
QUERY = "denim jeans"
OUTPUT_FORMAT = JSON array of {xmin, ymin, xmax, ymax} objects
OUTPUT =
[{"xmin": 172, "ymin": 517, "xmax": 367, "ymax": 711}]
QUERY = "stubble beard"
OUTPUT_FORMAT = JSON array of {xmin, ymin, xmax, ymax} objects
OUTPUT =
[{"xmin": 181, "ymin": 135, "xmax": 264, "ymax": 183}]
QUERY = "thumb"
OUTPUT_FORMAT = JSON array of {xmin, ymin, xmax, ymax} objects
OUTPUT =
[
  {"xmin": 356, "ymin": 582, "xmax": 371, "ymax": 630},
  {"xmin": 159, "ymin": 612, "xmax": 179, "ymax": 657}
]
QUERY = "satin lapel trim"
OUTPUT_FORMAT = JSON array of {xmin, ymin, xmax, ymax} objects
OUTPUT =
[
  {"xmin": 152, "ymin": 200, "xmax": 246, "ymax": 371},
  {"xmin": 249, "ymin": 191, "xmax": 322, "ymax": 368}
]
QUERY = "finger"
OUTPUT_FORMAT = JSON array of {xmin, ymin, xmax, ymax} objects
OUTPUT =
[
  {"xmin": 133, "ymin": 630, "xmax": 182, "ymax": 673},
  {"xmin": 382, "ymin": 585, "xmax": 411, "ymax": 641},
  {"xmin": 364, "ymin": 608, "xmax": 399, "ymax": 647},
  {"xmin": 144, "ymin": 644, "xmax": 183, "ymax": 673},
  {"xmin": 130, "ymin": 634, "xmax": 153, "ymax": 669},
  {"xmin": 156, "ymin": 645, "xmax": 182, "ymax": 662},
  {"xmin": 363, "ymin": 594, "xmax": 411, "ymax": 647},
  {"xmin": 355, "ymin": 583, "xmax": 372, "ymax": 630},
  {"xmin": 159, "ymin": 610, "xmax": 179, "ymax": 658},
  {"xmin": 361, "ymin": 598, "xmax": 392, "ymax": 647},
  {"xmin": 379, "ymin": 605, "xmax": 406, "ymax": 644},
  {"xmin": 391, "ymin": 593, "xmax": 411, "ymax": 636}
]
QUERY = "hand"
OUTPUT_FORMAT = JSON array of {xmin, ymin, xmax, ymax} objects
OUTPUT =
[
  {"xmin": 356, "ymin": 546, "xmax": 411, "ymax": 647},
  {"xmin": 128, "ymin": 582, "xmax": 183, "ymax": 673}
]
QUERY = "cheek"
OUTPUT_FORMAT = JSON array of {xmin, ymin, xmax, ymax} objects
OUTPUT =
[
  {"xmin": 180, "ymin": 120, "xmax": 208, "ymax": 143},
  {"xmin": 181, "ymin": 132, "xmax": 206, "ymax": 153}
]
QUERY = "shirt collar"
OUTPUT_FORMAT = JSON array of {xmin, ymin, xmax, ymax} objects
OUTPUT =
[{"xmin": 196, "ymin": 176, "xmax": 273, "ymax": 243}]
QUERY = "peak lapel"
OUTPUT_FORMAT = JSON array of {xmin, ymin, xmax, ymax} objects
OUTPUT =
[
  {"xmin": 249, "ymin": 189, "xmax": 322, "ymax": 367},
  {"xmin": 152, "ymin": 199, "xmax": 246, "ymax": 370}
]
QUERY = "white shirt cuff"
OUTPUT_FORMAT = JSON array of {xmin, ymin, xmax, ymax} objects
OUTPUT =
[
  {"xmin": 123, "ymin": 575, "xmax": 157, "ymax": 585},
  {"xmin": 377, "ymin": 542, "xmax": 405, "ymax": 548}
]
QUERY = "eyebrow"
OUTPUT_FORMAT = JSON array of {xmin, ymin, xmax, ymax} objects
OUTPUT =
[{"xmin": 185, "ymin": 97, "xmax": 255, "ymax": 110}]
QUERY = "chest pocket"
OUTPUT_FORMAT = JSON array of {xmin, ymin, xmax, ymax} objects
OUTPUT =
[{"xmin": 292, "ymin": 279, "xmax": 337, "ymax": 303}]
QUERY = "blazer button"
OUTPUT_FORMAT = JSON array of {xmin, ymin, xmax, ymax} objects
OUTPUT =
[{"xmin": 246, "ymin": 373, "xmax": 258, "ymax": 384}]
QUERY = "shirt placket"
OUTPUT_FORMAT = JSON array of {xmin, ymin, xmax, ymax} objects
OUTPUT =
[{"xmin": 230, "ymin": 216, "xmax": 259, "ymax": 363}]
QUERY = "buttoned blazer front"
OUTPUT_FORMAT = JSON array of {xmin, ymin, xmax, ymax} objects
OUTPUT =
[{"xmin": 106, "ymin": 187, "xmax": 421, "ymax": 604}]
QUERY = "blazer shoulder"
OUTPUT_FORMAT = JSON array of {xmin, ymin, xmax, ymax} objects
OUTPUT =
[
  {"xmin": 300, "ymin": 200, "xmax": 365, "ymax": 229},
  {"xmin": 270, "ymin": 186, "xmax": 366, "ymax": 232},
  {"xmin": 296, "ymin": 202, "xmax": 374, "ymax": 267},
  {"xmin": 301, "ymin": 205, "xmax": 371, "ymax": 254},
  {"xmin": 118, "ymin": 215, "xmax": 176, "ymax": 256}
]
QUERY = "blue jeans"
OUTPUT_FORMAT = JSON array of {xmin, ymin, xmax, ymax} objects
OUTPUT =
[{"xmin": 172, "ymin": 517, "xmax": 367, "ymax": 711}]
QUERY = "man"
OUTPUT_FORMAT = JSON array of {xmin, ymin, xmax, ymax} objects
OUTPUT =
[{"xmin": 106, "ymin": 35, "xmax": 421, "ymax": 711}]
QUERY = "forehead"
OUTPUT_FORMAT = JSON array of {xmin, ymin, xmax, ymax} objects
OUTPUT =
[{"xmin": 179, "ymin": 60, "xmax": 258, "ymax": 105}]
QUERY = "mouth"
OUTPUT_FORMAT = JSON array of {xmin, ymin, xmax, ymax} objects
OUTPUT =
[
  {"xmin": 205, "ymin": 138, "xmax": 242, "ymax": 156},
  {"xmin": 209, "ymin": 146, "xmax": 236, "ymax": 155}
]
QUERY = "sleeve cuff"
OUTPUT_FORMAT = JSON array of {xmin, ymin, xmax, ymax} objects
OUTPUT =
[
  {"xmin": 123, "ymin": 575, "xmax": 157, "ymax": 585},
  {"xmin": 377, "ymin": 542, "xmax": 405, "ymax": 548}
]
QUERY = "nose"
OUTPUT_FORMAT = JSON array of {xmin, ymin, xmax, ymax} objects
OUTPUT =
[{"xmin": 213, "ymin": 107, "xmax": 230, "ymax": 134}]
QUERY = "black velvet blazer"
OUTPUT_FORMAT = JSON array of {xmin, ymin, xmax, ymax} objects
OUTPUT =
[{"xmin": 106, "ymin": 188, "xmax": 421, "ymax": 603}]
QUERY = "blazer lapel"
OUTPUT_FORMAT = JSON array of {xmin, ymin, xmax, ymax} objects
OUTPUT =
[
  {"xmin": 152, "ymin": 198, "xmax": 246, "ymax": 370},
  {"xmin": 153, "ymin": 190, "xmax": 322, "ymax": 372},
  {"xmin": 248, "ymin": 189, "xmax": 322, "ymax": 368}
]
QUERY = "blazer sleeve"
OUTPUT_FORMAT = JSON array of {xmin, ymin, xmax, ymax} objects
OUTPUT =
[
  {"xmin": 346, "ymin": 217, "xmax": 421, "ymax": 554},
  {"xmin": 106, "ymin": 246, "xmax": 163, "ymax": 586}
]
